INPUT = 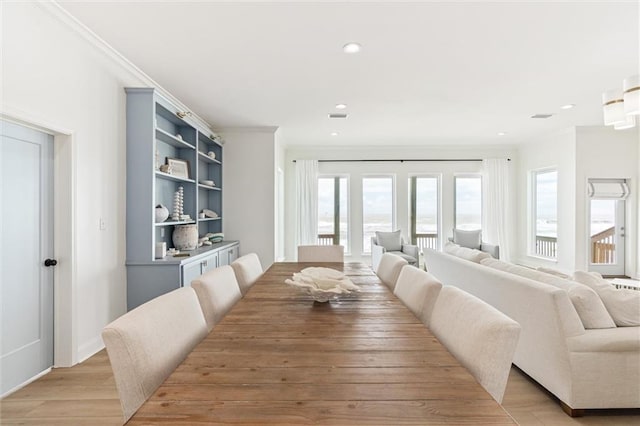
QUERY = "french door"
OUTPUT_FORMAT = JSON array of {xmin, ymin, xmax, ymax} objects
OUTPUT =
[{"xmin": 588, "ymin": 179, "xmax": 627, "ymax": 277}]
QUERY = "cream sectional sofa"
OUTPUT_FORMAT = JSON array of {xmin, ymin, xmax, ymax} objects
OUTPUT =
[{"xmin": 424, "ymin": 248, "xmax": 640, "ymax": 415}]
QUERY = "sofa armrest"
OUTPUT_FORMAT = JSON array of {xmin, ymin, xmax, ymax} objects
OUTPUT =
[
  {"xmin": 480, "ymin": 243, "xmax": 500, "ymax": 259},
  {"xmin": 371, "ymin": 238, "xmax": 386, "ymax": 272},
  {"xmin": 402, "ymin": 244, "xmax": 419, "ymax": 260}
]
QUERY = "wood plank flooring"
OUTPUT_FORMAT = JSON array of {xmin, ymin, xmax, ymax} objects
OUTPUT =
[{"xmin": 1, "ymin": 350, "xmax": 638, "ymax": 425}]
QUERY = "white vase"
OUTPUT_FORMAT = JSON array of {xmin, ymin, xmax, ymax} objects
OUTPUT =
[
  {"xmin": 155, "ymin": 204, "xmax": 169, "ymax": 223},
  {"xmin": 172, "ymin": 224, "xmax": 198, "ymax": 250}
]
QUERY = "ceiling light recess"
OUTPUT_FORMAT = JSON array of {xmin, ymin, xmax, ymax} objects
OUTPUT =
[
  {"xmin": 328, "ymin": 113, "xmax": 348, "ymax": 119},
  {"xmin": 335, "ymin": 104, "xmax": 347, "ymax": 109},
  {"xmin": 497, "ymin": 132, "xmax": 506, "ymax": 136},
  {"xmin": 531, "ymin": 114, "xmax": 553, "ymax": 119},
  {"xmin": 343, "ymin": 42, "xmax": 361, "ymax": 53},
  {"xmin": 602, "ymin": 74, "xmax": 639, "ymax": 130},
  {"xmin": 331, "ymin": 132, "xmax": 339, "ymax": 136},
  {"xmin": 560, "ymin": 104, "xmax": 575, "ymax": 110}
]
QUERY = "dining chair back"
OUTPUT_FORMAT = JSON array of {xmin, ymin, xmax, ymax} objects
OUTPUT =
[
  {"xmin": 393, "ymin": 266, "xmax": 443, "ymax": 325},
  {"xmin": 376, "ymin": 253, "xmax": 408, "ymax": 291},
  {"xmin": 297, "ymin": 245, "xmax": 344, "ymax": 262},
  {"xmin": 191, "ymin": 265, "xmax": 243, "ymax": 331},
  {"xmin": 231, "ymin": 253, "xmax": 263, "ymax": 295},
  {"xmin": 429, "ymin": 286, "xmax": 521, "ymax": 403},
  {"xmin": 102, "ymin": 287, "xmax": 208, "ymax": 423}
]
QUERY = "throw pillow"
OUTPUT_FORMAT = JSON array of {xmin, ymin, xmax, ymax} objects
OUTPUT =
[
  {"xmin": 480, "ymin": 259, "xmax": 616, "ymax": 329},
  {"xmin": 376, "ymin": 230, "xmax": 403, "ymax": 252},
  {"xmin": 573, "ymin": 271, "xmax": 640, "ymax": 327},
  {"xmin": 453, "ymin": 229, "xmax": 482, "ymax": 250}
]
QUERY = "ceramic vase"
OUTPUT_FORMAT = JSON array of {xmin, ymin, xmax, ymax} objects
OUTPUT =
[
  {"xmin": 155, "ymin": 204, "xmax": 169, "ymax": 223},
  {"xmin": 172, "ymin": 224, "xmax": 198, "ymax": 250}
]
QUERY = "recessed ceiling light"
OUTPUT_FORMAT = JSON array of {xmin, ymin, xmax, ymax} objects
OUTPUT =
[
  {"xmin": 560, "ymin": 104, "xmax": 575, "ymax": 110},
  {"xmin": 328, "ymin": 113, "xmax": 348, "ymax": 119},
  {"xmin": 331, "ymin": 132, "xmax": 339, "ymax": 136},
  {"xmin": 497, "ymin": 132, "xmax": 506, "ymax": 136},
  {"xmin": 335, "ymin": 104, "xmax": 347, "ymax": 109},
  {"xmin": 343, "ymin": 42, "xmax": 362, "ymax": 53}
]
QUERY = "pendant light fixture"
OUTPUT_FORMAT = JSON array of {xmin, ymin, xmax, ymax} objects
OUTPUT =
[{"xmin": 602, "ymin": 74, "xmax": 640, "ymax": 129}]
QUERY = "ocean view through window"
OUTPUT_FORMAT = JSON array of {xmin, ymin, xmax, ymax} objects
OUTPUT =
[{"xmin": 362, "ymin": 176, "xmax": 394, "ymax": 253}]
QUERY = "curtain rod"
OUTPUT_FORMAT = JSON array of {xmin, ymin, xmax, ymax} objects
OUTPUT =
[{"xmin": 292, "ymin": 158, "xmax": 511, "ymax": 163}]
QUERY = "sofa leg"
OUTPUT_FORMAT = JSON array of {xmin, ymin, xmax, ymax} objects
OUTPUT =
[{"xmin": 560, "ymin": 402, "xmax": 584, "ymax": 417}]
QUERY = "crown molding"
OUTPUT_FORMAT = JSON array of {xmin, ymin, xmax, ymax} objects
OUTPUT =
[
  {"xmin": 36, "ymin": 1, "xmax": 215, "ymax": 134},
  {"xmin": 216, "ymin": 126, "xmax": 280, "ymax": 134}
]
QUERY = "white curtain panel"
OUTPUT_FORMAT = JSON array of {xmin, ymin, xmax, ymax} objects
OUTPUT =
[
  {"xmin": 482, "ymin": 158, "xmax": 512, "ymax": 261},
  {"xmin": 295, "ymin": 159, "xmax": 318, "ymax": 250}
]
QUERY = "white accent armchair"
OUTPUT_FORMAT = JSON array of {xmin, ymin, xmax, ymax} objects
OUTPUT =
[{"xmin": 371, "ymin": 230, "xmax": 419, "ymax": 271}]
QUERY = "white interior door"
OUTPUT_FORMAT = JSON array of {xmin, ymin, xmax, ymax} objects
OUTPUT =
[{"xmin": 1, "ymin": 120, "xmax": 54, "ymax": 396}]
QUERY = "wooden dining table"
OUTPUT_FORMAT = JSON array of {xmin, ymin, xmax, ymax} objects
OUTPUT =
[{"xmin": 129, "ymin": 262, "xmax": 516, "ymax": 424}]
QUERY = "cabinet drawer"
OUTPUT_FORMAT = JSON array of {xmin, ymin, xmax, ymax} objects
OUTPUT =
[{"xmin": 181, "ymin": 261, "xmax": 202, "ymax": 287}]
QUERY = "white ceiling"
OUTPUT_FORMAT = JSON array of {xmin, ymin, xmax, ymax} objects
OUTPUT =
[{"xmin": 59, "ymin": 1, "xmax": 639, "ymax": 146}]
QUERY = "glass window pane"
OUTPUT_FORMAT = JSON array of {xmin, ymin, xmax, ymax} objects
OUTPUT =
[
  {"xmin": 317, "ymin": 177, "xmax": 349, "ymax": 250},
  {"xmin": 590, "ymin": 199, "xmax": 616, "ymax": 264},
  {"xmin": 317, "ymin": 178, "xmax": 334, "ymax": 240},
  {"xmin": 339, "ymin": 178, "xmax": 348, "ymax": 249},
  {"xmin": 455, "ymin": 177, "xmax": 482, "ymax": 230},
  {"xmin": 534, "ymin": 170, "xmax": 557, "ymax": 258},
  {"xmin": 363, "ymin": 177, "xmax": 393, "ymax": 253},
  {"xmin": 411, "ymin": 177, "xmax": 439, "ymax": 251}
]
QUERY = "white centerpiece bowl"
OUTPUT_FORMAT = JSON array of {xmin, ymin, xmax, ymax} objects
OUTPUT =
[{"xmin": 285, "ymin": 267, "xmax": 359, "ymax": 303}]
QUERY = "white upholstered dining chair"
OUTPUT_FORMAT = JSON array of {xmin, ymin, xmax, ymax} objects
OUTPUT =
[
  {"xmin": 375, "ymin": 253, "xmax": 408, "ymax": 291},
  {"xmin": 297, "ymin": 245, "xmax": 344, "ymax": 262},
  {"xmin": 231, "ymin": 252, "xmax": 263, "ymax": 295},
  {"xmin": 102, "ymin": 287, "xmax": 208, "ymax": 423},
  {"xmin": 393, "ymin": 266, "xmax": 443, "ymax": 326},
  {"xmin": 191, "ymin": 265, "xmax": 243, "ymax": 331},
  {"xmin": 429, "ymin": 286, "xmax": 521, "ymax": 403}
]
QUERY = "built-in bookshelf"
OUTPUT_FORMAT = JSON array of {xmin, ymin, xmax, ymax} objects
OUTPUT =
[{"xmin": 125, "ymin": 88, "xmax": 237, "ymax": 310}]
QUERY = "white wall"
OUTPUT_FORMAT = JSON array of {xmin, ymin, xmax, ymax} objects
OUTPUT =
[
  {"xmin": 285, "ymin": 145, "xmax": 517, "ymax": 264},
  {"xmin": 516, "ymin": 128, "xmax": 576, "ymax": 271},
  {"xmin": 2, "ymin": 3, "xmax": 141, "ymax": 363},
  {"xmin": 220, "ymin": 128, "xmax": 278, "ymax": 266},
  {"xmin": 516, "ymin": 125, "xmax": 639, "ymax": 277},
  {"xmin": 574, "ymin": 126, "xmax": 639, "ymax": 277}
]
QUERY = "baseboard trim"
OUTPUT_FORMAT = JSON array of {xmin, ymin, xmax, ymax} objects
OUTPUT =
[
  {"xmin": 1, "ymin": 367, "xmax": 51, "ymax": 399},
  {"xmin": 77, "ymin": 337, "xmax": 105, "ymax": 364}
]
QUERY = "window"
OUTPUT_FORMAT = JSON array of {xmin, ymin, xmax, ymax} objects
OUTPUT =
[
  {"xmin": 317, "ymin": 176, "xmax": 349, "ymax": 250},
  {"xmin": 454, "ymin": 175, "xmax": 482, "ymax": 231},
  {"xmin": 532, "ymin": 169, "xmax": 558, "ymax": 258},
  {"xmin": 362, "ymin": 176, "xmax": 394, "ymax": 253},
  {"xmin": 409, "ymin": 176, "xmax": 439, "ymax": 250}
]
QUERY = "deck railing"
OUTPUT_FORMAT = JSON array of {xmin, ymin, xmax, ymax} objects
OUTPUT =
[
  {"xmin": 591, "ymin": 226, "xmax": 615, "ymax": 264},
  {"xmin": 317, "ymin": 234, "xmax": 336, "ymax": 245},
  {"xmin": 535, "ymin": 235, "xmax": 557, "ymax": 258},
  {"xmin": 414, "ymin": 233, "xmax": 438, "ymax": 252}
]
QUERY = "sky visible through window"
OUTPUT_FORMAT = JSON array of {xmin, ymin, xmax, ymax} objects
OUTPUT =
[
  {"xmin": 317, "ymin": 177, "xmax": 348, "ymax": 248},
  {"xmin": 414, "ymin": 177, "xmax": 438, "ymax": 234},
  {"xmin": 363, "ymin": 177, "xmax": 393, "ymax": 252},
  {"xmin": 535, "ymin": 171, "xmax": 557, "ymax": 238},
  {"xmin": 455, "ymin": 177, "xmax": 482, "ymax": 231}
]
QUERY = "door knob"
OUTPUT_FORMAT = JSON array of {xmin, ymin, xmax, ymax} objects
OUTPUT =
[{"xmin": 44, "ymin": 258, "xmax": 58, "ymax": 267}]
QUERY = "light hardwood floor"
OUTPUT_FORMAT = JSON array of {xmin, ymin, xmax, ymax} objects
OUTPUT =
[{"xmin": 1, "ymin": 350, "xmax": 638, "ymax": 425}]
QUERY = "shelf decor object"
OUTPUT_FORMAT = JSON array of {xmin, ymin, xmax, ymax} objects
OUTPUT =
[{"xmin": 125, "ymin": 88, "xmax": 237, "ymax": 311}]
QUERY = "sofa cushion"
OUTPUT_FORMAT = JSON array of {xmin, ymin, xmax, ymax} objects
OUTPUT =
[
  {"xmin": 480, "ymin": 258, "xmax": 616, "ymax": 330},
  {"xmin": 537, "ymin": 266, "xmax": 570, "ymax": 279},
  {"xmin": 444, "ymin": 242, "xmax": 490, "ymax": 263},
  {"xmin": 453, "ymin": 229, "xmax": 482, "ymax": 250},
  {"xmin": 573, "ymin": 271, "xmax": 640, "ymax": 327},
  {"xmin": 375, "ymin": 230, "xmax": 402, "ymax": 252},
  {"xmin": 388, "ymin": 251, "xmax": 417, "ymax": 265},
  {"xmin": 567, "ymin": 326, "xmax": 640, "ymax": 353}
]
